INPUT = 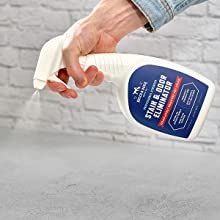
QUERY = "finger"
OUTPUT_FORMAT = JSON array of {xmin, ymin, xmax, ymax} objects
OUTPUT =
[
  {"xmin": 47, "ymin": 82, "xmax": 77, "ymax": 99},
  {"xmin": 58, "ymin": 68, "xmax": 69, "ymax": 84},
  {"xmin": 60, "ymin": 88, "xmax": 78, "ymax": 99},
  {"xmin": 90, "ymin": 71, "xmax": 105, "ymax": 86},
  {"xmin": 85, "ymin": 65, "xmax": 99, "ymax": 85},
  {"xmin": 62, "ymin": 45, "xmax": 88, "ymax": 88},
  {"xmin": 47, "ymin": 81, "xmax": 67, "ymax": 92},
  {"xmin": 47, "ymin": 69, "xmax": 69, "ymax": 92}
]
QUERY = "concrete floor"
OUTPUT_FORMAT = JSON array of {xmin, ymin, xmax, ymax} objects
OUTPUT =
[{"xmin": 0, "ymin": 129, "xmax": 220, "ymax": 220}]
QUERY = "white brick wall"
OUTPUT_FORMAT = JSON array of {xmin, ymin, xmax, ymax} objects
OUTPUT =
[{"xmin": 0, "ymin": 0, "xmax": 219, "ymax": 152}]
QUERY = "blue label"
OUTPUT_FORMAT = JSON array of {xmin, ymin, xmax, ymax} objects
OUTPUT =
[{"xmin": 128, "ymin": 65, "xmax": 208, "ymax": 138}]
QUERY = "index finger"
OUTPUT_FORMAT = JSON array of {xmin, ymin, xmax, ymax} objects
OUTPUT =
[{"xmin": 62, "ymin": 44, "xmax": 88, "ymax": 89}]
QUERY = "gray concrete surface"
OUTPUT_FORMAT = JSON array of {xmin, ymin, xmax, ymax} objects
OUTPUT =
[{"xmin": 0, "ymin": 128, "xmax": 220, "ymax": 220}]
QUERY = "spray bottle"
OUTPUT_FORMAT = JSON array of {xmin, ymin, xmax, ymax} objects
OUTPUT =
[{"xmin": 34, "ymin": 35, "xmax": 215, "ymax": 140}]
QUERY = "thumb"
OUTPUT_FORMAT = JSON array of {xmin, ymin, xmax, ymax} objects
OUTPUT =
[{"xmin": 63, "ymin": 47, "xmax": 88, "ymax": 88}]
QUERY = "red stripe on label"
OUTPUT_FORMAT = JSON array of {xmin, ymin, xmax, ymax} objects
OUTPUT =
[{"xmin": 158, "ymin": 76, "xmax": 183, "ymax": 128}]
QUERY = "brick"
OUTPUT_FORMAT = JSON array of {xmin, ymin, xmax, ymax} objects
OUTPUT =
[
  {"xmin": 96, "ymin": 81, "xmax": 112, "ymax": 93},
  {"xmin": 70, "ymin": 11, "xmax": 82, "ymax": 23},
  {"xmin": 0, "ymin": 85, "xmax": 11, "ymax": 98},
  {"xmin": 62, "ymin": 126, "xmax": 85, "ymax": 135},
  {"xmin": 118, "ymin": 36, "xmax": 170, "ymax": 58},
  {"xmin": 9, "ymin": 68, "xmax": 33, "ymax": 88},
  {"xmin": 0, "ymin": 47, "xmax": 18, "ymax": 67},
  {"xmin": 149, "ymin": 136, "xmax": 174, "ymax": 148},
  {"xmin": 59, "ymin": 91, "xmax": 83, "ymax": 110},
  {"xmin": 9, "ymin": 0, "xmax": 40, "ymax": 6},
  {"xmin": 186, "ymin": 3, "xmax": 207, "ymax": 17},
  {"xmin": 202, "ymin": 143, "xmax": 220, "ymax": 153},
  {"xmin": 83, "ymin": 92, "xmax": 108, "ymax": 111},
  {"xmin": 15, "ymin": 120, "xmax": 62, "ymax": 132},
  {"xmin": 212, "ymin": 88, "xmax": 220, "ymax": 107},
  {"xmin": 84, "ymin": 0, "xmax": 99, "ymax": 10},
  {"xmin": 10, "ymin": 8, "xmax": 42, "ymax": 28},
  {"xmin": 0, "ymin": 66, "xmax": 8, "ymax": 85},
  {"xmin": 190, "ymin": 63, "xmax": 218, "ymax": 83},
  {"xmin": 41, "ymin": 0, "xmax": 84, "ymax": 10},
  {"xmin": 218, "ymin": 66, "xmax": 220, "ymax": 85},
  {"xmin": 208, "ymin": 0, "xmax": 220, "ymax": 17},
  {"xmin": 203, "ymin": 42, "xmax": 220, "ymax": 62},
  {"xmin": 177, "ymin": 62, "xmax": 219, "ymax": 83},
  {"xmin": 109, "ymin": 95, "xmax": 121, "ymax": 113},
  {"xmin": 107, "ymin": 113, "xmax": 126, "ymax": 125},
  {"xmin": 126, "ymin": 123, "xmax": 151, "ymax": 137},
  {"xmin": 173, "ymin": 141, "xmax": 203, "ymax": 152},
  {"xmin": 0, "ymin": 0, "xmax": 7, "ymax": 5},
  {"xmin": 114, "ymin": 133, "xmax": 151, "ymax": 145},
  {"xmin": 27, "ymin": 101, "xmax": 62, "ymax": 123},
  {"xmin": 207, "ymin": 107, "xmax": 220, "ymax": 121},
  {"xmin": 0, "ymin": 28, "xmax": 9, "ymax": 46},
  {"xmin": 198, "ymin": 121, "xmax": 218, "ymax": 142},
  {"xmin": 15, "ymin": 97, "xmax": 42, "ymax": 122},
  {"xmin": 158, "ymin": 17, "xmax": 219, "ymax": 40},
  {"xmin": 0, "ymin": 6, "xmax": 11, "ymax": 26},
  {"xmin": 39, "ymin": 90, "xmax": 64, "ymax": 103},
  {"xmin": 171, "ymin": 40, "xmax": 202, "ymax": 61},
  {"xmin": 60, "ymin": 107, "xmax": 73, "ymax": 123},
  {"xmin": 0, "ymin": 117, "xmax": 14, "ymax": 128},
  {"xmin": 9, "ymin": 28, "xmax": 57, "ymax": 49},
  {"xmin": 20, "ymin": 49, "xmax": 39, "ymax": 69},
  {"xmin": 42, "ymin": 10, "xmax": 71, "ymax": 31},
  {"xmin": 86, "ymin": 131, "xmax": 113, "ymax": 141},
  {"xmin": 0, "ymin": 98, "xmax": 24, "ymax": 117},
  {"xmin": 133, "ymin": 27, "xmax": 148, "ymax": 37},
  {"xmin": 71, "ymin": 111, "xmax": 126, "ymax": 133},
  {"xmin": 80, "ymin": 10, "xmax": 92, "ymax": 18},
  {"xmin": 4, "ymin": 86, "xmax": 34, "ymax": 100}
]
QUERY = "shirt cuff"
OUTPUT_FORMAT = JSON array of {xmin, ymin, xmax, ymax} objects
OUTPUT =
[{"xmin": 130, "ymin": 0, "xmax": 174, "ymax": 31}]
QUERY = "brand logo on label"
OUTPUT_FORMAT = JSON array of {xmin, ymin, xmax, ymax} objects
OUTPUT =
[
  {"xmin": 133, "ymin": 86, "xmax": 141, "ymax": 95},
  {"xmin": 132, "ymin": 81, "xmax": 148, "ymax": 103}
]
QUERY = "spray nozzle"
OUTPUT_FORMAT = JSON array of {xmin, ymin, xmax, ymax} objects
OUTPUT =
[
  {"xmin": 33, "ymin": 79, "xmax": 46, "ymax": 90},
  {"xmin": 33, "ymin": 35, "xmax": 66, "ymax": 90}
]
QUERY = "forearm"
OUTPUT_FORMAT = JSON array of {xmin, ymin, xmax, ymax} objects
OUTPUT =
[{"xmin": 87, "ymin": 0, "xmax": 148, "ymax": 41}]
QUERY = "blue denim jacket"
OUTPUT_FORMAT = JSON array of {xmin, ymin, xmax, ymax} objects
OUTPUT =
[{"xmin": 131, "ymin": 0, "xmax": 207, "ymax": 31}]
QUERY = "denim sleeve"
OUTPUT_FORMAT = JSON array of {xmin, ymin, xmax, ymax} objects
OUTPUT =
[{"xmin": 131, "ymin": 0, "xmax": 207, "ymax": 31}]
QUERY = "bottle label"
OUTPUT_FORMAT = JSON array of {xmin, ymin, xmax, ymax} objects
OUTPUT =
[{"xmin": 128, "ymin": 65, "xmax": 208, "ymax": 138}]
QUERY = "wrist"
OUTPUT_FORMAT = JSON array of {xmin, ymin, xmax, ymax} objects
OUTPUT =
[{"xmin": 87, "ymin": 0, "xmax": 147, "ymax": 41}]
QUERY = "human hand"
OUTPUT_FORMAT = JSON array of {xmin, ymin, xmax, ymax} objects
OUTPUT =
[{"xmin": 48, "ymin": 0, "xmax": 147, "ymax": 98}]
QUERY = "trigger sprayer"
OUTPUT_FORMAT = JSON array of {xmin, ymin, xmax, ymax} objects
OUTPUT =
[{"xmin": 34, "ymin": 35, "xmax": 215, "ymax": 140}]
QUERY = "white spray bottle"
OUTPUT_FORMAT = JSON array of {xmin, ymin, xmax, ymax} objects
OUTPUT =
[{"xmin": 34, "ymin": 35, "xmax": 215, "ymax": 140}]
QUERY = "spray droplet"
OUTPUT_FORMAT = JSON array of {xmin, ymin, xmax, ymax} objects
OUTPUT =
[
  {"xmin": 14, "ymin": 90, "xmax": 42, "ymax": 130},
  {"xmin": 33, "ymin": 89, "xmax": 40, "ymax": 97}
]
